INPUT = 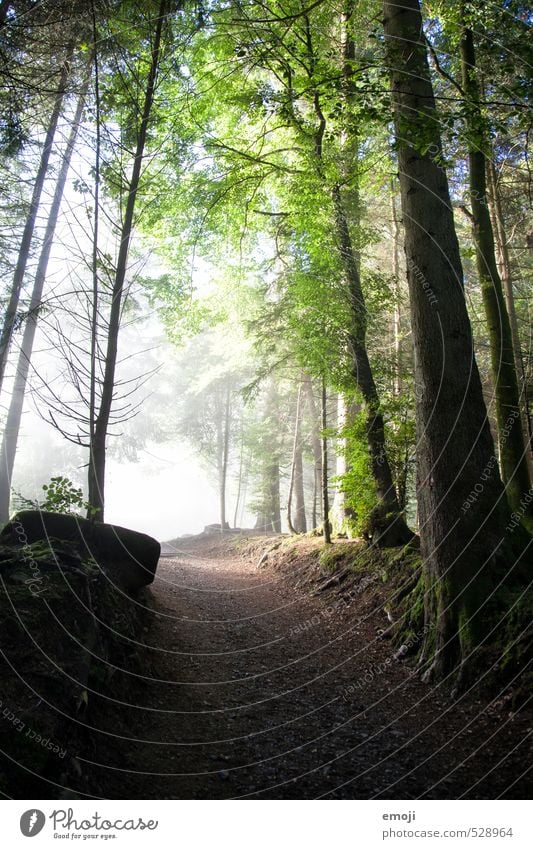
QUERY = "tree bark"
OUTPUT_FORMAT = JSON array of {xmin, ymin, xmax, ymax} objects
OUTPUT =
[
  {"xmin": 0, "ymin": 76, "xmax": 89, "ymax": 524},
  {"xmin": 0, "ymin": 54, "xmax": 71, "ymax": 396},
  {"xmin": 384, "ymin": 0, "xmax": 516, "ymax": 684},
  {"xmin": 459, "ymin": 9, "xmax": 531, "ymax": 516}
]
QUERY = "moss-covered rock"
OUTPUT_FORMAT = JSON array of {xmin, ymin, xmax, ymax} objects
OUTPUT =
[{"xmin": 0, "ymin": 534, "xmax": 154, "ymax": 797}]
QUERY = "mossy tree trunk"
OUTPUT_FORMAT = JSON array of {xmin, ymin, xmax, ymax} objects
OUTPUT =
[
  {"xmin": 459, "ymin": 6, "xmax": 531, "ymax": 516},
  {"xmin": 383, "ymin": 0, "xmax": 521, "ymax": 684}
]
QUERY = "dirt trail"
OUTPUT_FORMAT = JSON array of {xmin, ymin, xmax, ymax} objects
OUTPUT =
[{"xmin": 78, "ymin": 536, "xmax": 531, "ymax": 799}]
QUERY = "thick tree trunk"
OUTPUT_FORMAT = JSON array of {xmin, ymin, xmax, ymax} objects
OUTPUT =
[
  {"xmin": 459, "ymin": 13, "xmax": 531, "ymax": 516},
  {"xmin": 0, "ymin": 79, "xmax": 89, "ymax": 524},
  {"xmin": 384, "ymin": 0, "xmax": 517, "ymax": 684},
  {"xmin": 88, "ymin": 0, "xmax": 167, "ymax": 521},
  {"xmin": 0, "ymin": 55, "xmax": 71, "ymax": 395}
]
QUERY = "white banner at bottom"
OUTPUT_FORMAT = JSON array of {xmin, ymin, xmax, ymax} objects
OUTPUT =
[{"xmin": 1, "ymin": 799, "xmax": 531, "ymax": 848}]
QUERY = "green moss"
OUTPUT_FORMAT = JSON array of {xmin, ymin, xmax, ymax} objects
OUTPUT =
[{"xmin": 318, "ymin": 541, "xmax": 369, "ymax": 573}]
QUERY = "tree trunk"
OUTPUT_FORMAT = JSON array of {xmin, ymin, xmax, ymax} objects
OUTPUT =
[
  {"xmin": 333, "ymin": 3, "xmax": 411, "ymax": 545},
  {"xmin": 233, "ymin": 420, "xmax": 245, "ymax": 529},
  {"xmin": 269, "ymin": 457, "xmax": 282, "ymax": 533},
  {"xmin": 321, "ymin": 378, "xmax": 332, "ymax": 544},
  {"xmin": 287, "ymin": 381, "xmax": 307, "ymax": 533},
  {"xmin": 304, "ymin": 375, "xmax": 322, "ymax": 529},
  {"xmin": 88, "ymin": 0, "xmax": 167, "ymax": 521},
  {"xmin": 459, "ymin": 9, "xmax": 531, "ymax": 516},
  {"xmin": 330, "ymin": 394, "xmax": 347, "ymax": 534},
  {"xmin": 384, "ymin": 0, "xmax": 517, "ymax": 684},
  {"xmin": 0, "ymin": 78, "xmax": 89, "ymax": 524},
  {"xmin": 391, "ymin": 181, "xmax": 403, "ymax": 397},
  {"xmin": 254, "ymin": 379, "xmax": 282, "ymax": 533},
  {"xmin": 486, "ymin": 156, "xmax": 533, "ymax": 480},
  {"xmin": 333, "ymin": 185, "xmax": 413, "ymax": 545},
  {"xmin": 87, "ymin": 0, "xmax": 101, "ymax": 519},
  {"xmin": 293, "ymin": 434, "xmax": 306, "ymax": 533},
  {"xmin": 219, "ymin": 380, "xmax": 231, "ymax": 531},
  {"xmin": 0, "ymin": 55, "xmax": 71, "ymax": 396}
]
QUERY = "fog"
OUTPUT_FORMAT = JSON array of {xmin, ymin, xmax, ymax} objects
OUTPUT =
[
  {"xmin": 2, "ymin": 122, "xmax": 258, "ymax": 540},
  {"xmin": 8, "ymin": 395, "xmax": 247, "ymax": 542}
]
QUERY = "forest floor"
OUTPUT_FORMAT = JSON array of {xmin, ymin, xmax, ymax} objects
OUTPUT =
[{"xmin": 75, "ymin": 532, "xmax": 532, "ymax": 800}]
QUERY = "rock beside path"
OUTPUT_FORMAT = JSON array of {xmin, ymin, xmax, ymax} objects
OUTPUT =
[{"xmin": 1, "ymin": 510, "xmax": 160, "ymax": 592}]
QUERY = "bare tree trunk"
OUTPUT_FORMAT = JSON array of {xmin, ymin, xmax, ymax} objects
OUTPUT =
[
  {"xmin": 0, "ymin": 76, "xmax": 89, "ymax": 524},
  {"xmin": 459, "ymin": 8, "xmax": 531, "ymax": 515},
  {"xmin": 88, "ymin": 0, "xmax": 167, "ymax": 521},
  {"xmin": 321, "ymin": 378, "xmax": 332, "ymax": 545},
  {"xmin": 384, "ymin": 0, "xmax": 517, "ymax": 685},
  {"xmin": 0, "ymin": 55, "xmax": 71, "ymax": 395}
]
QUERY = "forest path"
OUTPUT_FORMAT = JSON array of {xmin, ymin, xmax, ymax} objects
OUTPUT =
[{"xmin": 81, "ymin": 535, "xmax": 531, "ymax": 799}]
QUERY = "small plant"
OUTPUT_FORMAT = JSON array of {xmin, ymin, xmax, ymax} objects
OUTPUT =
[{"xmin": 13, "ymin": 476, "xmax": 91, "ymax": 516}]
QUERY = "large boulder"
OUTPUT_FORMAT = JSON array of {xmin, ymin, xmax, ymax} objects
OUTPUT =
[{"xmin": 0, "ymin": 510, "xmax": 160, "ymax": 592}]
